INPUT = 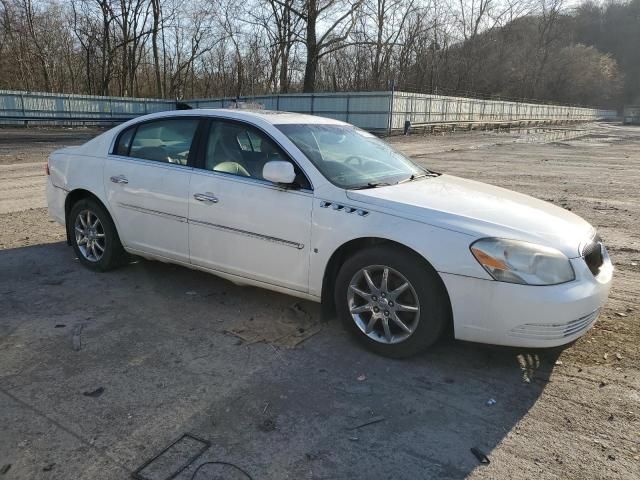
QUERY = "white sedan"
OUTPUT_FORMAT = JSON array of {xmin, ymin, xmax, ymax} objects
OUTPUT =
[{"xmin": 46, "ymin": 109, "xmax": 613, "ymax": 357}]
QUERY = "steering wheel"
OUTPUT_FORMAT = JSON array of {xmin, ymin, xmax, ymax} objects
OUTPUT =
[{"xmin": 345, "ymin": 156, "xmax": 364, "ymax": 166}]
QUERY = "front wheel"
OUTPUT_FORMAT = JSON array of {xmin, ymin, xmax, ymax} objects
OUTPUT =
[
  {"xmin": 68, "ymin": 198, "xmax": 127, "ymax": 271},
  {"xmin": 335, "ymin": 246, "xmax": 450, "ymax": 358}
]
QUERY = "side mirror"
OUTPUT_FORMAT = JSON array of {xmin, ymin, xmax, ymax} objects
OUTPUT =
[{"xmin": 263, "ymin": 160, "xmax": 296, "ymax": 185}]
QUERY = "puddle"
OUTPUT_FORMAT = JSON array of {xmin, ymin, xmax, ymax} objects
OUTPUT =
[
  {"xmin": 513, "ymin": 127, "xmax": 592, "ymax": 144},
  {"xmin": 508, "ymin": 127, "xmax": 624, "ymax": 146}
]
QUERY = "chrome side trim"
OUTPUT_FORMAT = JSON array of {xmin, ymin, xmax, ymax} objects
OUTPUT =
[
  {"xmin": 117, "ymin": 202, "xmax": 188, "ymax": 223},
  {"xmin": 189, "ymin": 218, "xmax": 304, "ymax": 250},
  {"xmin": 118, "ymin": 204, "xmax": 305, "ymax": 249},
  {"xmin": 108, "ymin": 154, "xmax": 195, "ymax": 173}
]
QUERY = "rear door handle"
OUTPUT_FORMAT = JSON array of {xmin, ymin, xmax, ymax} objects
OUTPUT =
[
  {"xmin": 110, "ymin": 175, "xmax": 128, "ymax": 184},
  {"xmin": 193, "ymin": 192, "xmax": 218, "ymax": 204}
]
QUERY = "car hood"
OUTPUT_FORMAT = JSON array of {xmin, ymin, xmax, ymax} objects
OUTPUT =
[{"xmin": 346, "ymin": 174, "xmax": 594, "ymax": 258}]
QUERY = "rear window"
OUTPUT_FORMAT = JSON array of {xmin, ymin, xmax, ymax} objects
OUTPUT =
[{"xmin": 115, "ymin": 118, "xmax": 199, "ymax": 166}]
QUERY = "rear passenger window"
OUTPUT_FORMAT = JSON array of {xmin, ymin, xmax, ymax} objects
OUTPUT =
[
  {"xmin": 128, "ymin": 118, "xmax": 199, "ymax": 165},
  {"xmin": 115, "ymin": 127, "xmax": 134, "ymax": 156}
]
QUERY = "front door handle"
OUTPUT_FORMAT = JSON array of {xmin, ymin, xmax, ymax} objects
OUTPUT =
[
  {"xmin": 110, "ymin": 175, "xmax": 128, "ymax": 184},
  {"xmin": 193, "ymin": 192, "xmax": 219, "ymax": 204}
]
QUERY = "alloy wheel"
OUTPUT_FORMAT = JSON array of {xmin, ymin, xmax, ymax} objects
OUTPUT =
[
  {"xmin": 74, "ymin": 209, "xmax": 106, "ymax": 262},
  {"xmin": 347, "ymin": 265, "xmax": 420, "ymax": 344}
]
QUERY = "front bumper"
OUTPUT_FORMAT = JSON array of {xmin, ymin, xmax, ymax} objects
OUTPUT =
[{"xmin": 441, "ymin": 253, "xmax": 613, "ymax": 348}]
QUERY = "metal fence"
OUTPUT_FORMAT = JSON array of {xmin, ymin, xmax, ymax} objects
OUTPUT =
[
  {"xmin": 0, "ymin": 90, "xmax": 175, "ymax": 126},
  {"xmin": 0, "ymin": 89, "xmax": 618, "ymax": 132},
  {"xmin": 191, "ymin": 91, "xmax": 617, "ymax": 132},
  {"xmin": 391, "ymin": 92, "xmax": 617, "ymax": 129},
  {"xmin": 623, "ymin": 105, "xmax": 640, "ymax": 125},
  {"xmin": 188, "ymin": 91, "xmax": 392, "ymax": 130}
]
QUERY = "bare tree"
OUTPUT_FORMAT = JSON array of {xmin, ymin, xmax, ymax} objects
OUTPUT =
[
  {"xmin": 262, "ymin": 0, "xmax": 303, "ymax": 93},
  {"xmin": 528, "ymin": 0, "xmax": 565, "ymax": 98},
  {"xmin": 360, "ymin": 0, "xmax": 415, "ymax": 89},
  {"xmin": 272, "ymin": 0, "xmax": 364, "ymax": 92},
  {"xmin": 0, "ymin": 0, "xmax": 632, "ymax": 105}
]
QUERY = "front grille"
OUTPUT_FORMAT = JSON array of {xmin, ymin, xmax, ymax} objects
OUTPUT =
[
  {"xmin": 583, "ymin": 235, "xmax": 604, "ymax": 276},
  {"xmin": 508, "ymin": 309, "xmax": 600, "ymax": 340}
]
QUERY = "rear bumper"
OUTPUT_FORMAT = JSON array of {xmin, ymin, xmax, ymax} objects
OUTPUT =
[
  {"xmin": 46, "ymin": 178, "xmax": 66, "ymax": 226},
  {"xmin": 442, "ymin": 254, "xmax": 613, "ymax": 348}
]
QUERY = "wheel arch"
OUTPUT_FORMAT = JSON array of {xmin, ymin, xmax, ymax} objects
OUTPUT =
[
  {"xmin": 64, "ymin": 189, "xmax": 113, "ymax": 245},
  {"xmin": 320, "ymin": 237, "xmax": 453, "ymax": 327}
]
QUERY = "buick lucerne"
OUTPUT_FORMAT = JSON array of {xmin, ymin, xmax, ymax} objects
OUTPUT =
[{"xmin": 46, "ymin": 110, "xmax": 613, "ymax": 357}]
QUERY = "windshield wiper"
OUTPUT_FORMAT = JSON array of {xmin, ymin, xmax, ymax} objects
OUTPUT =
[
  {"xmin": 350, "ymin": 181, "xmax": 394, "ymax": 190},
  {"xmin": 398, "ymin": 172, "xmax": 439, "ymax": 184}
]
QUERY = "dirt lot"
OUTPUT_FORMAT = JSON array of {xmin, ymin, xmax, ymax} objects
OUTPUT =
[{"xmin": 0, "ymin": 124, "xmax": 638, "ymax": 479}]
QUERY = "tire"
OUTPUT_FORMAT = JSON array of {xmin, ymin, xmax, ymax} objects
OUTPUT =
[
  {"xmin": 68, "ymin": 197, "xmax": 127, "ymax": 271},
  {"xmin": 334, "ymin": 245, "xmax": 450, "ymax": 358}
]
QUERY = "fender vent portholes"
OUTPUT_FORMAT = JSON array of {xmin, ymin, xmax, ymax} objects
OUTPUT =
[{"xmin": 319, "ymin": 201, "xmax": 369, "ymax": 217}]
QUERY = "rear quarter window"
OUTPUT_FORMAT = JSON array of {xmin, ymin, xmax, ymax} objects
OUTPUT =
[{"xmin": 114, "ymin": 127, "xmax": 135, "ymax": 156}]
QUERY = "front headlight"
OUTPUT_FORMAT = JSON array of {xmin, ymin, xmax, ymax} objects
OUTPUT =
[{"xmin": 470, "ymin": 238, "xmax": 575, "ymax": 285}]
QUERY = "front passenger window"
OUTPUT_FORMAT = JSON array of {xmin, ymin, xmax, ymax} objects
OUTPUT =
[
  {"xmin": 203, "ymin": 120, "xmax": 312, "ymax": 189},
  {"xmin": 128, "ymin": 118, "xmax": 199, "ymax": 165}
]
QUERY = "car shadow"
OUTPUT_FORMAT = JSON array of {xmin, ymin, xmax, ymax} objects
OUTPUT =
[{"xmin": 0, "ymin": 241, "xmax": 562, "ymax": 479}]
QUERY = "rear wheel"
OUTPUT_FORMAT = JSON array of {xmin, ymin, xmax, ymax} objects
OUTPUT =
[
  {"xmin": 335, "ymin": 246, "xmax": 449, "ymax": 358},
  {"xmin": 68, "ymin": 198, "xmax": 127, "ymax": 271}
]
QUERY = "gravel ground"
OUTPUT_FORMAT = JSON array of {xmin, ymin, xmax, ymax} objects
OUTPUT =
[
  {"xmin": 0, "ymin": 128, "xmax": 102, "ymax": 215},
  {"xmin": 0, "ymin": 124, "xmax": 638, "ymax": 479}
]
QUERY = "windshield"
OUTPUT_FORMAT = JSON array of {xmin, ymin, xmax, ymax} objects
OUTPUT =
[{"xmin": 276, "ymin": 124, "xmax": 427, "ymax": 189}]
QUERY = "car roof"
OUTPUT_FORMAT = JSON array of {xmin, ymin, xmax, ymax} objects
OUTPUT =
[{"xmin": 183, "ymin": 108, "xmax": 348, "ymax": 126}]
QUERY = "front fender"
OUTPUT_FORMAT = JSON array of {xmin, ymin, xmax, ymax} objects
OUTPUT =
[{"xmin": 309, "ymin": 197, "xmax": 492, "ymax": 297}]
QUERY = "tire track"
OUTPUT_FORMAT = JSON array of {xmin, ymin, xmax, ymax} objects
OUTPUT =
[{"xmin": 0, "ymin": 162, "xmax": 46, "ymax": 214}]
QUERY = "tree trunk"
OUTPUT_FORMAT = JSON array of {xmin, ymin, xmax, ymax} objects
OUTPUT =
[
  {"xmin": 278, "ymin": 4, "xmax": 291, "ymax": 93},
  {"xmin": 279, "ymin": 47, "xmax": 289, "ymax": 93},
  {"xmin": 151, "ymin": 0, "xmax": 162, "ymax": 97},
  {"xmin": 303, "ymin": 50, "xmax": 317, "ymax": 93},
  {"xmin": 303, "ymin": 1, "xmax": 318, "ymax": 93}
]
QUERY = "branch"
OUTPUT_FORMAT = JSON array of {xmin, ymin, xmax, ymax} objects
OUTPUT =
[
  {"xmin": 318, "ymin": 0, "xmax": 364, "ymax": 48},
  {"xmin": 270, "ymin": 0, "xmax": 306, "ymax": 21}
]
